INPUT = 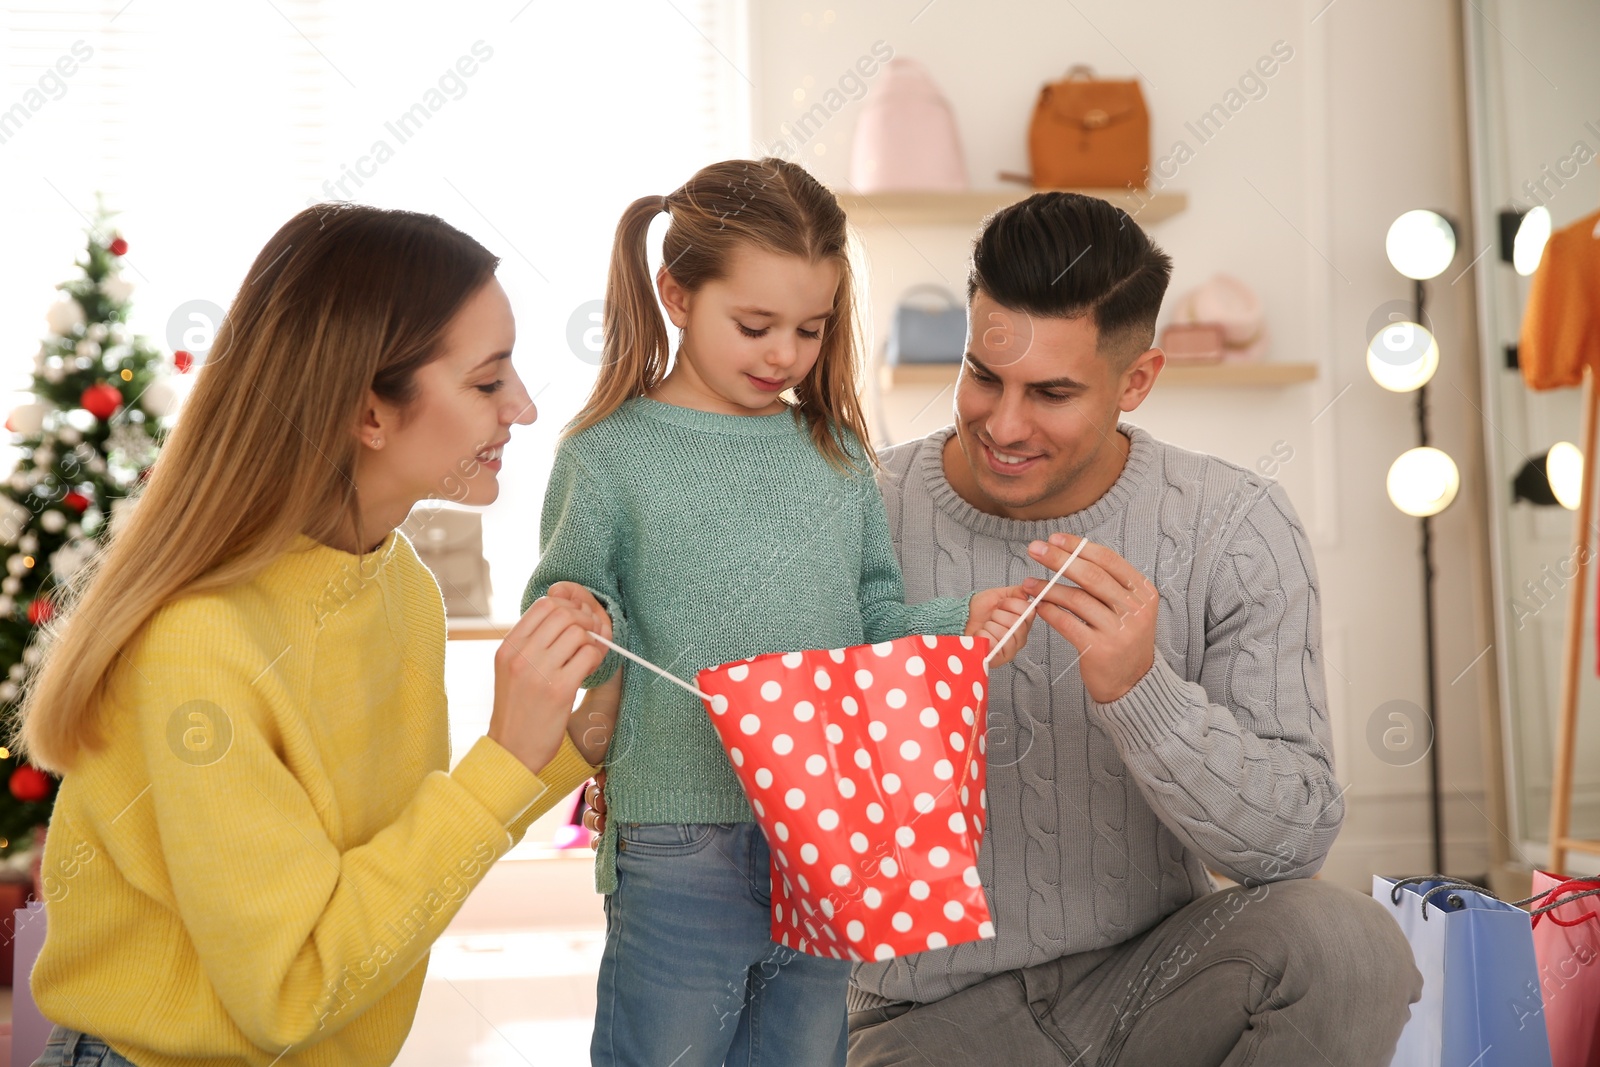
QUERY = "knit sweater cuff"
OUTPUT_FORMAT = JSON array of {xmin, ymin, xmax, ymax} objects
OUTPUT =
[
  {"xmin": 451, "ymin": 735, "xmax": 587, "ymax": 829},
  {"xmin": 936, "ymin": 591, "xmax": 977, "ymax": 635},
  {"xmin": 580, "ymin": 589, "xmax": 628, "ymax": 689},
  {"xmin": 1087, "ymin": 653, "xmax": 1199, "ymax": 751}
]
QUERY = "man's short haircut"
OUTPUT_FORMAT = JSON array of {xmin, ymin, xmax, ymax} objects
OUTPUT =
[{"xmin": 967, "ymin": 192, "xmax": 1174, "ymax": 367}]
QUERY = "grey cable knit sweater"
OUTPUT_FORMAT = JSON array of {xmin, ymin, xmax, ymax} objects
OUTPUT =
[{"xmin": 849, "ymin": 423, "xmax": 1342, "ymax": 1006}]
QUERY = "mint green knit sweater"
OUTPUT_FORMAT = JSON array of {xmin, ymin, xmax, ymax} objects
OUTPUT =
[{"xmin": 522, "ymin": 397, "xmax": 974, "ymax": 892}]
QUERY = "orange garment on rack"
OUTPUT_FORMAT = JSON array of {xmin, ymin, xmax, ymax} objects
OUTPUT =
[
  {"xmin": 1518, "ymin": 207, "xmax": 1600, "ymax": 675},
  {"xmin": 1520, "ymin": 208, "xmax": 1600, "ymax": 390}
]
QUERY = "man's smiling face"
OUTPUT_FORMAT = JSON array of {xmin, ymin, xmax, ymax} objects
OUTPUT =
[{"xmin": 946, "ymin": 289, "xmax": 1162, "ymax": 522}]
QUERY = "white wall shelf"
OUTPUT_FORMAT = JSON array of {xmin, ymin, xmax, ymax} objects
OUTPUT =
[{"xmin": 835, "ymin": 187, "xmax": 1188, "ymax": 228}]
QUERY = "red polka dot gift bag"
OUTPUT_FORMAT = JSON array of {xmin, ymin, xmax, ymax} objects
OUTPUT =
[
  {"xmin": 697, "ymin": 634, "xmax": 994, "ymax": 963},
  {"xmin": 579, "ymin": 539, "xmax": 1087, "ymax": 963}
]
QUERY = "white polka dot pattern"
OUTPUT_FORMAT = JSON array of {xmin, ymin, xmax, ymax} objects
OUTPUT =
[{"xmin": 697, "ymin": 634, "xmax": 995, "ymax": 962}]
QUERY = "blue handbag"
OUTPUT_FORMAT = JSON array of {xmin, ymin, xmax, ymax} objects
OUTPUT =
[
  {"xmin": 885, "ymin": 284, "xmax": 967, "ymax": 365},
  {"xmin": 1376, "ymin": 875, "xmax": 1554, "ymax": 1067}
]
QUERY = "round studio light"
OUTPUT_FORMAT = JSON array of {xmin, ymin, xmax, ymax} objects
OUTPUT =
[
  {"xmin": 1547, "ymin": 440, "xmax": 1584, "ymax": 510},
  {"xmin": 1513, "ymin": 206, "xmax": 1552, "ymax": 276},
  {"xmin": 1387, "ymin": 447, "xmax": 1461, "ymax": 517},
  {"xmin": 1386, "ymin": 210, "xmax": 1458, "ymax": 280},
  {"xmin": 1366, "ymin": 321, "xmax": 1439, "ymax": 392}
]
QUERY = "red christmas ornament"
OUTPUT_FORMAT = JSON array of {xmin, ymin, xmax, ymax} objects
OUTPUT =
[
  {"xmin": 109, "ymin": 236, "xmax": 128, "ymax": 256},
  {"xmin": 174, "ymin": 349, "xmax": 194, "ymax": 373},
  {"xmin": 27, "ymin": 597, "xmax": 54, "ymax": 625},
  {"xmin": 63, "ymin": 491, "xmax": 91, "ymax": 513},
  {"xmin": 9, "ymin": 766, "xmax": 52, "ymax": 803},
  {"xmin": 80, "ymin": 383, "xmax": 124, "ymax": 420}
]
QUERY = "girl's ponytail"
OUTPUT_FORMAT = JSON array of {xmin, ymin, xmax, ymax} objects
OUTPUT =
[{"xmin": 567, "ymin": 195, "xmax": 670, "ymax": 439}]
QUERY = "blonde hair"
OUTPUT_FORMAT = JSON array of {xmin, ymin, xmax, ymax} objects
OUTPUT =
[
  {"xmin": 569, "ymin": 157, "xmax": 872, "ymax": 472},
  {"xmin": 16, "ymin": 204, "xmax": 498, "ymax": 772}
]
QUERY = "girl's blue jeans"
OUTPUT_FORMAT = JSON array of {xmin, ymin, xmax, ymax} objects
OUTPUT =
[
  {"xmin": 592, "ymin": 821, "xmax": 850, "ymax": 1067},
  {"xmin": 32, "ymin": 1027, "xmax": 142, "ymax": 1066}
]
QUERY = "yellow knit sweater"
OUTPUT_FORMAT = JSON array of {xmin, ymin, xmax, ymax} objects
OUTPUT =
[{"xmin": 30, "ymin": 530, "xmax": 595, "ymax": 1067}]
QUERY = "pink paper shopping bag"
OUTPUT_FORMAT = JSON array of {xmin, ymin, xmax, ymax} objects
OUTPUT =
[
  {"xmin": 698, "ymin": 633, "xmax": 994, "ymax": 962},
  {"xmin": 1527, "ymin": 872, "xmax": 1600, "ymax": 1067}
]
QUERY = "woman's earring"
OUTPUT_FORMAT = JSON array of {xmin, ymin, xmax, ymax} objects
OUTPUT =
[{"xmin": 370, "ymin": 436, "xmax": 382, "ymax": 448}]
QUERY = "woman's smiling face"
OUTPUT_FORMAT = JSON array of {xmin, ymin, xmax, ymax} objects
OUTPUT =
[{"xmin": 358, "ymin": 277, "xmax": 537, "ymax": 524}]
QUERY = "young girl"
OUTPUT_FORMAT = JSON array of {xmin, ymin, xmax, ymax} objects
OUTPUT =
[
  {"xmin": 523, "ymin": 158, "xmax": 1032, "ymax": 1067},
  {"xmin": 18, "ymin": 204, "xmax": 614, "ymax": 1067}
]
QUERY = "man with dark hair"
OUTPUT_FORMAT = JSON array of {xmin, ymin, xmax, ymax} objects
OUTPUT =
[{"xmin": 845, "ymin": 193, "xmax": 1422, "ymax": 1065}]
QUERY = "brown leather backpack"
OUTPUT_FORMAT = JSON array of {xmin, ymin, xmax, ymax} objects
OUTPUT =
[{"xmin": 1027, "ymin": 65, "xmax": 1150, "ymax": 189}]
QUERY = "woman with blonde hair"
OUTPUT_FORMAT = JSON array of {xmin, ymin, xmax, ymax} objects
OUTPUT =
[{"xmin": 17, "ymin": 203, "xmax": 613, "ymax": 1067}]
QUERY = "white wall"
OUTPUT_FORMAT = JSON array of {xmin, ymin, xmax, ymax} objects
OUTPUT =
[{"xmin": 748, "ymin": 0, "xmax": 1497, "ymax": 889}]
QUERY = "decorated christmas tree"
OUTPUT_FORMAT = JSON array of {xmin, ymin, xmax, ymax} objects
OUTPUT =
[{"xmin": 0, "ymin": 209, "xmax": 184, "ymax": 856}]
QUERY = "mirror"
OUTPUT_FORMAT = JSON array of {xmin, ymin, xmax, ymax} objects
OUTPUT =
[{"xmin": 1464, "ymin": 0, "xmax": 1600, "ymax": 870}]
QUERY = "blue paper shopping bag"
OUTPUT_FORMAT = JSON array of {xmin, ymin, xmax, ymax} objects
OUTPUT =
[{"xmin": 1376, "ymin": 876, "xmax": 1553, "ymax": 1067}]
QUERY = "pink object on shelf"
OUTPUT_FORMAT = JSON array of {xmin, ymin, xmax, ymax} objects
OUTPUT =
[
  {"xmin": 1170, "ymin": 273, "xmax": 1269, "ymax": 362},
  {"xmin": 849, "ymin": 58, "xmax": 968, "ymax": 193},
  {"xmin": 1158, "ymin": 322, "xmax": 1226, "ymax": 364}
]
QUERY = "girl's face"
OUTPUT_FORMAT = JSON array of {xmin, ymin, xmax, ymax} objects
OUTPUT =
[
  {"xmin": 359, "ymin": 277, "xmax": 536, "ymax": 524},
  {"xmin": 656, "ymin": 244, "xmax": 839, "ymax": 416}
]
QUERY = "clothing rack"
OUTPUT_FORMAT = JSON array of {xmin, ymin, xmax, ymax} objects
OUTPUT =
[{"xmin": 1549, "ymin": 364, "xmax": 1600, "ymax": 873}]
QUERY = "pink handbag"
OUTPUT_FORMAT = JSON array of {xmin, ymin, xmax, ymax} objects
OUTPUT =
[{"xmin": 849, "ymin": 58, "xmax": 968, "ymax": 193}]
